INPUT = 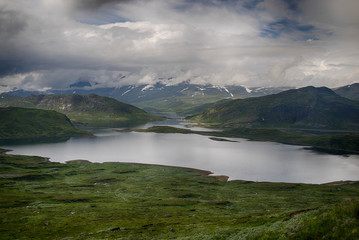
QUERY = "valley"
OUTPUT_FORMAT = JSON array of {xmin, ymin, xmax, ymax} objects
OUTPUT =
[
  {"xmin": 2, "ymin": 1, "xmax": 359, "ymax": 238},
  {"xmin": 1, "ymin": 83, "xmax": 359, "ymax": 239}
]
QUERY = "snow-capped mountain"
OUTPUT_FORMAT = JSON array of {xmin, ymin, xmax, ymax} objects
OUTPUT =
[
  {"xmin": 2, "ymin": 81, "xmax": 290, "ymax": 102},
  {"xmin": 2, "ymin": 81, "xmax": 292, "ymax": 115}
]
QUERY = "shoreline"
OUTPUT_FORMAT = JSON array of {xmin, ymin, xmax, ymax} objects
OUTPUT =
[
  {"xmin": 2, "ymin": 148, "xmax": 359, "ymax": 239},
  {"xmin": 1, "ymin": 147, "xmax": 357, "ymax": 185},
  {"xmin": 136, "ymin": 125, "xmax": 359, "ymax": 155},
  {"xmin": 0, "ymin": 133, "xmax": 94, "ymax": 140}
]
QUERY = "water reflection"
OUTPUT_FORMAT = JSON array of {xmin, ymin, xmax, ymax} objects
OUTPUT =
[{"xmin": 2, "ymin": 125, "xmax": 359, "ymax": 184}]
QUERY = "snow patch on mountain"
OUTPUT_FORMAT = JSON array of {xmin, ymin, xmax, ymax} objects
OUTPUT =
[
  {"xmin": 245, "ymin": 87, "xmax": 252, "ymax": 93},
  {"xmin": 122, "ymin": 86, "xmax": 135, "ymax": 96},
  {"xmin": 222, "ymin": 87, "xmax": 234, "ymax": 97},
  {"xmin": 180, "ymin": 87, "xmax": 189, "ymax": 92},
  {"xmin": 141, "ymin": 85, "xmax": 154, "ymax": 92}
]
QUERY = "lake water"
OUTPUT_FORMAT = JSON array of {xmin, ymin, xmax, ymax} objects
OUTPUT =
[{"xmin": 2, "ymin": 119, "xmax": 359, "ymax": 184}]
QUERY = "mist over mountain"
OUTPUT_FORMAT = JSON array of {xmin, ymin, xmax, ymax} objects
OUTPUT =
[
  {"xmin": 2, "ymin": 81, "xmax": 293, "ymax": 116},
  {"xmin": 3, "ymin": 81, "xmax": 291, "ymax": 100}
]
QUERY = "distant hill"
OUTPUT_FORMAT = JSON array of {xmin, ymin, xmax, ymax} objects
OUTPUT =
[
  {"xmin": 1, "ymin": 82, "xmax": 291, "ymax": 116},
  {"xmin": 0, "ymin": 94, "xmax": 32, "ymax": 108},
  {"xmin": 0, "ymin": 107, "xmax": 91, "ymax": 138},
  {"xmin": 69, "ymin": 81, "xmax": 92, "ymax": 88},
  {"xmin": 334, "ymin": 83, "xmax": 359, "ymax": 101},
  {"xmin": 0, "ymin": 94, "xmax": 23, "ymax": 103},
  {"xmin": 22, "ymin": 94, "xmax": 163, "ymax": 126},
  {"xmin": 192, "ymin": 86, "xmax": 359, "ymax": 130}
]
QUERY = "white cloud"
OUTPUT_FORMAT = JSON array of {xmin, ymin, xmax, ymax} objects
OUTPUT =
[{"xmin": 0, "ymin": 0, "xmax": 358, "ymax": 92}]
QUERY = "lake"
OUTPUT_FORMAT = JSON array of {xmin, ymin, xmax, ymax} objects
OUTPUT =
[{"xmin": 2, "ymin": 119, "xmax": 359, "ymax": 184}]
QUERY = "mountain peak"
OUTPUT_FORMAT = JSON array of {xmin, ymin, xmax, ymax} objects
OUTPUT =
[
  {"xmin": 193, "ymin": 86, "xmax": 359, "ymax": 130},
  {"xmin": 69, "ymin": 81, "xmax": 92, "ymax": 88},
  {"xmin": 293, "ymin": 86, "xmax": 334, "ymax": 94},
  {"xmin": 22, "ymin": 94, "xmax": 163, "ymax": 127},
  {"xmin": 334, "ymin": 82, "xmax": 359, "ymax": 101}
]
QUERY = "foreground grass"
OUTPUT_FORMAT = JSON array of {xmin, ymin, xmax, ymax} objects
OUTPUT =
[
  {"xmin": 136, "ymin": 126, "xmax": 359, "ymax": 153},
  {"xmin": 1, "ymin": 150, "xmax": 359, "ymax": 239}
]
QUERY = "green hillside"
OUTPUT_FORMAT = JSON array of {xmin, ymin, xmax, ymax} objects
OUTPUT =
[
  {"xmin": 135, "ymin": 96, "xmax": 232, "ymax": 116},
  {"xmin": 0, "ymin": 107, "xmax": 91, "ymax": 138},
  {"xmin": 0, "ymin": 94, "xmax": 23, "ymax": 103},
  {"xmin": 0, "ymin": 94, "xmax": 33, "ymax": 108},
  {"xmin": 335, "ymin": 83, "xmax": 359, "ymax": 101},
  {"xmin": 192, "ymin": 86, "xmax": 359, "ymax": 130},
  {"xmin": 22, "ymin": 94, "xmax": 164, "ymax": 126}
]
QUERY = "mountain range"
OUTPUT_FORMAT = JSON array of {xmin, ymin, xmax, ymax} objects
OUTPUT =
[
  {"xmin": 192, "ymin": 86, "xmax": 359, "ymax": 130},
  {"xmin": 1, "ymin": 94, "xmax": 163, "ymax": 127},
  {"xmin": 4, "ymin": 81, "xmax": 359, "ymax": 116},
  {"xmin": 334, "ymin": 83, "xmax": 359, "ymax": 101},
  {"xmin": 2, "ymin": 82, "xmax": 292, "ymax": 116},
  {"xmin": 0, "ymin": 81, "xmax": 359, "ymax": 128},
  {"xmin": 4, "ymin": 81, "xmax": 291, "ymax": 101}
]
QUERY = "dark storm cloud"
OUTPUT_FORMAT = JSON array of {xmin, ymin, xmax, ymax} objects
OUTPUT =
[
  {"xmin": 0, "ymin": 8, "xmax": 28, "ymax": 77},
  {"xmin": 0, "ymin": 60, "xmax": 30, "ymax": 78},
  {"xmin": 0, "ymin": 8, "xmax": 26, "ymax": 40},
  {"xmin": 71, "ymin": 0, "xmax": 133, "ymax": 11}
]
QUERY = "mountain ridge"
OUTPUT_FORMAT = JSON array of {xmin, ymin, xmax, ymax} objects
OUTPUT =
[
  {"xmin": 192, "ymin": 86, "xmax": 359, "ymax": 130},
  {"xmin": 0, "ymin": 94, "xmax": 164, "ymax": 127},
  {"xmin": 1, "ymin": 82, "xmax": 292, "ymax": 116},
  {"xmin": 2, "ymin": 81, "xmax": 290, "ymax": 101},
  {"xmin": 334, "ymin": 83, "xmax": 359, "ymax": 101},
  {"xmin": 23, "ymin": 94, "xmax": 164, "ymax": 126}
]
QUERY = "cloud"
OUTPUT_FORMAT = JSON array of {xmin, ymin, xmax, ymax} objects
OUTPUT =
[
  {"xmin": 0, "ymin": 8, "xmax": 27, "ymax": 40},
  {"xmin": 269, "ymin": 57, "xmax": 301, "ymax": 85},
  {"xmin": 68, "ymin": 0, "xmax": 132, "ymax": 11},
  {"xmin": 0, "ymin": 0, "xmax": 358, "ymax": 92}
]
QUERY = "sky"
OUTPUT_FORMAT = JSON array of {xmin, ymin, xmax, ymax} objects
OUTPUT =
[{"xmin": 0, "ymin": 0, "xmax": 358, "ymax": 92}]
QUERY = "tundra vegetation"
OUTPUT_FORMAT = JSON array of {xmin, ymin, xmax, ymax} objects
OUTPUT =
[
  {"xmin": 0, "ymin": 107, "xmax": 92, "ymax": 139},
  {"xmin": 0, "ymin": 149, "xmax": 359, "ymax": 239}
]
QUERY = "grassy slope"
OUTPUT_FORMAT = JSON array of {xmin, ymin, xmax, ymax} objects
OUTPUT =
[
  {"xmin": 6, "ymin": 94, "xmax": 164, "ymax": 127},
  {"xmin": 192, "ymin": 87, "xmax": 359, "ymax": 130},
  {"xmin": 0, "ymin": 107, "xmax": 91, "ymax": 138},
  {"xmin": 137, "ymin": 126, "xmax": 359, "ymax": 153},
  {"xmin": 134, "ymin": 95, "xmax": 232, "ymax": 116},
  {"xmin": 0, "ymin": 150, "xmax": 359, "ymax": 239},
  {"xmin": 0, "ymin": 95, "xmax": 34, "ymax": 108},
  {"xmin": 335, "ymin": 83, "xmax": 359, "ymax": 101}
]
